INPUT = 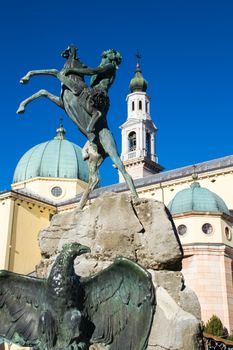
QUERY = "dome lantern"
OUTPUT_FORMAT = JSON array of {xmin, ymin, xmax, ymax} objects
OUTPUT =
[{"xmin": 54, "ymin": 118, "xmax": 66, "ymax": 140}]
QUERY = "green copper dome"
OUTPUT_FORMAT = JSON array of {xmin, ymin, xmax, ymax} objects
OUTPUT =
[
  {"xmin": 129, "ymin": 63, "xmax": 148, "ymax": 92},
  {"xmin": 13, "ymin": 124, "xmax": 89, "ymax": 183},
  {"xmin": 167, "ymin": 181, "xmax": 230, "ymax": 215}
]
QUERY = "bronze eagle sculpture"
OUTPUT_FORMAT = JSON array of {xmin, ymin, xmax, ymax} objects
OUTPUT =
[{"xmin": 0, "ymin": 243, "xmax": 155, "ymax": 350}]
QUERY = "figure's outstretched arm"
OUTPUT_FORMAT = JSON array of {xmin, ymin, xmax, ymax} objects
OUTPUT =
[{"xmin": 63, "ymin": 63, "xmax": 114, "ymax": 77}]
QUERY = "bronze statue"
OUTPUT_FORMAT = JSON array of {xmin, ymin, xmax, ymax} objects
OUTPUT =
[
  {"xmin": 17, "ymin": 45, "xmax": 138, "ymax": 208},
  {"xmin": 0, "ymin": 243, "xmax": 155, "ymax": 350}
]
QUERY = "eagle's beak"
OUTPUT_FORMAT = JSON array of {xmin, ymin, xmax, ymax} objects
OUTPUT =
[{"xmin": 79, "ymin": 245, "xmax": 91, "ymax": 255}]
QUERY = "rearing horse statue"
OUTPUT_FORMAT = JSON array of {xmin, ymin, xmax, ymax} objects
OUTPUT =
[{"xmin": 17, "ymin": 45, "xmax": 138, "ymax": 208}]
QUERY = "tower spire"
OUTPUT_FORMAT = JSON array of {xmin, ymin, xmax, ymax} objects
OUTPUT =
[
  {"xmin": 129, "ymin": 53, "xmax": 148, "ymax": 93},
  {"xmin": 119, "ymin": 58, "xmax": 163, "ymax": 182}
]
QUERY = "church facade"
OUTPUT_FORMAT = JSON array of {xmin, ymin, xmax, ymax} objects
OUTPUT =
[{"xmin": 1, "ymin": 64, "xmax": 233, "ymax": 333}]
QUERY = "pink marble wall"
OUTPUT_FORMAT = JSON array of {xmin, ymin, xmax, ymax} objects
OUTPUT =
[{"xmin": 183, "ymin": 245, "xmax": 233, "ymax": 332}]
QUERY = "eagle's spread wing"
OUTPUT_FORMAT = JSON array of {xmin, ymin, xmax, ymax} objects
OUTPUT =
[
  {"xmin": 0, "ymin": 270, "xmax": 55, "ymax": 348},
  {"xmin": 81, "ymin": 257, "xmax": 155, "ymax": 350}
]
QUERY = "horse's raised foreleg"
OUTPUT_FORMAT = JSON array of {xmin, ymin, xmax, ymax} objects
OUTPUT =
[
  {"xmin": 17, "ymin": 89, "xmax": 63, "ymax": 114},
  {"xmin": 79, "ymin": 142, "xmax": 103, "ymax": 209},
  {"xmin": 20, "ymin": 69, "xmax": 85, "ymax": 97},
  {"xmin": 20, "ymin": 69, "xmax": 59, "ymax": 84},
  {"xmin": 99, "ymin": 128, "xmax": 138, "ymax": 198}
]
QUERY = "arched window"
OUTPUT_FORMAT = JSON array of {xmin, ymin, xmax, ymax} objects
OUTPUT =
[
  {"xmin": 132, "ymin": 101, "xmax": 135, "ymax": 111},
  {"xmin": 139, "ymin": 100, "xmax": 142, "ymax": 110},
  {"xmin": 128, "ymin": 131, "xmax": 137, "ymax": 152},
  {"xmin": 145, "ymin": 101, "xmax": 149, "ymax": 113},
  {"xmin": 146, "ymin": 132, "xmax": 151, "ymax": 156}
]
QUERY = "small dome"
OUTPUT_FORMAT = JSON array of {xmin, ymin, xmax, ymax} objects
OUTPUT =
[
  {"xmin": 167, "ymin": 181, "xmax": 230, "ymax": 215},
  {"xmin": 129, "ymin": 63, "xmax": 148, "ymax": 92},
  {"xmin": 13, "ymin": 124, "xmax": 89, "ymax": 183}
]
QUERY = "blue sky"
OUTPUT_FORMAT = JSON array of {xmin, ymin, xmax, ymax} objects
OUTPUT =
[{"xmin": 0, "ymin": 0, "xmax": 233, "ymax": 190}]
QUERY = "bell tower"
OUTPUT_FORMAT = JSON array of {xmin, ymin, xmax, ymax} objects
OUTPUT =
[{"xmin": 119, "ymin": 61, "xmax": 163, "ymax": 182}]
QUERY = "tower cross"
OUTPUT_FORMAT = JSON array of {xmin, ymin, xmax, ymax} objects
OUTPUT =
[{"xmin": 135, "ymin": 51, "xmax": 142, "ymax": 66}]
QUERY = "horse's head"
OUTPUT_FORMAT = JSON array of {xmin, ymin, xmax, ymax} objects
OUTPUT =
[
  {"xmin": 61, "ymin": 45, "xmax": 78, "ymax": 60},
  {"xmin": 101, "ymin": 49, "xmax": 122, "ymax": 68}
]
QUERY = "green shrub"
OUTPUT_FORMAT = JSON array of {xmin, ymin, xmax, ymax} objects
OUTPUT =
[
  {"xmin": 204, "ymin": 315, "xmax": 224, "ymax": 337},
  {"xmin": 227, "ymin": 333, "xmax": 233, "ymax": 341}
]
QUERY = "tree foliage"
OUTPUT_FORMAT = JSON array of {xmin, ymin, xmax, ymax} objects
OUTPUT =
[{"xmin": 204, "ymin": 315, "xmax": 224, "ymax": 336}]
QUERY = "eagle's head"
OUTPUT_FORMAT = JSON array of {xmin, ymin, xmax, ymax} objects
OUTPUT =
[{"xmin": 61, "ymin": 242, "xmax": 91, "ymax": 257}]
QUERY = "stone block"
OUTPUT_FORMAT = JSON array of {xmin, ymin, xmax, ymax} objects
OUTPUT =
[
  {"xmin": 39, "ymin": 193, "xmax": 183, "ymax": 272},
  {"xmin": 148, "ymin": 287, "xmax": 203, "ymax": 350}
]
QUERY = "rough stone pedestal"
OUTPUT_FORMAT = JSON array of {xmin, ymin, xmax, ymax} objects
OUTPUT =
[{"xmin": 37, "ymin": 192, "xmax": 204, "ymax": 350}]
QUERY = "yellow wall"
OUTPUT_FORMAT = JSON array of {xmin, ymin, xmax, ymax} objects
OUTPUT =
[
  {"xmin": 0, "ymin": 197, "xmax": 14, "ymax": 269},
  {"xmin": 8, "ymin": 198, "xmax": 55, "ymax": 274}
]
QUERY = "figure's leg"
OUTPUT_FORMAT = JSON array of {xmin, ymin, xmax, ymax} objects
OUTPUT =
[
  {"xmin": 66, "ymin": 340, "xmax": 89, "ymax": 350},
  {"xmin": 99, "ymin": 128, "xmax": 138, "ymax": 198},
  {"xmin": 79, "ymin": 143, "xmax": 103, "ymax": 209},
  {"xmin": 86, "ymin": 111, "xmax": 101, "ymax": 133},
  {"xmin": 16, "ymin": 89, "xmax": 63, "ymax": 114},
  {"xmin": 77, "ymin": 342, "xmax": 89, "ymax": 350}
]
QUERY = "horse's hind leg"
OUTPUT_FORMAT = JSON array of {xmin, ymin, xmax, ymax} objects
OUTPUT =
[
  {"xmin": 99, "ymin": 128, "xmax": 138, "ymax": 198},
  {"xmin": 79, "ymin": 143, "xmax": 103, "ymax": 209},
  {"xmin": 17, "ymin": 89, "xmax": 63, "ymax": 114}
]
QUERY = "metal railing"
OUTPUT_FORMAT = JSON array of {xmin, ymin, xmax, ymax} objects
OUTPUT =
[{"xmin": 204, "ymin": 333, "xmax": 233, "ymax": 349}]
